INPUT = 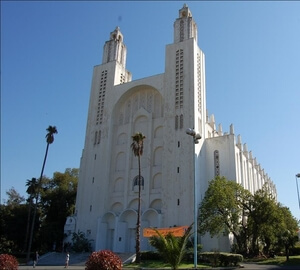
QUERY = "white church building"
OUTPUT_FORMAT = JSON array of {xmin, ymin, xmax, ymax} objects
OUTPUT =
[{"xmin": 65, "ymin": 4, "xmax": 277, "ymax": 252}]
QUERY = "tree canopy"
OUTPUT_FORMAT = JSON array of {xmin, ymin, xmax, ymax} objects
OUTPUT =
[
  {"xmin": 198, "ymin": 176, "xmax": 298, "ymax": 257},
  {"xmin": 0, "ymin": 168, "xmax": 78, "ymax": 254}
]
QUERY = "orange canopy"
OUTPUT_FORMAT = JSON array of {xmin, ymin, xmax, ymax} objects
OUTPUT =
[{"xmin": 143, "ymin": 226, "xmax": 189, "ymax": 237}]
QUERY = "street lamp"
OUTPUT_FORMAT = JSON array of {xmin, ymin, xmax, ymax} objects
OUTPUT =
[
  {"xmin": 296, "ymin": 173, "xmax": 300, "ymax": 213},
  {"xmin": 186, "ymin": 128, "xmax": 201, "ymax": 269}
]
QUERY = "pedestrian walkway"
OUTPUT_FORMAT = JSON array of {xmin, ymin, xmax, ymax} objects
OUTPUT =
[
  {"xmin": 19, "ymin": 253, "xmax": 300, "ymax": 270},
  {"xmin": 19, "ymin": 252, "xmax": 134, "ymax": 270}
]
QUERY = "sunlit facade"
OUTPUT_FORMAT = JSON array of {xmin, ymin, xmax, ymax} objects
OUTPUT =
[{"xmin": 65, "ymin": 4, "xmax": 276, "ymax": 252}]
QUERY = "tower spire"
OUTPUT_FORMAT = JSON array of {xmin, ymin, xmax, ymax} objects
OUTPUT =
[
  {"xmin": 173, "ymin": 4, "xmax": 198, "ymax": 43},
  {"xmin": 102, "ymin": 26, "xmax": 127, "ymax": 67}
]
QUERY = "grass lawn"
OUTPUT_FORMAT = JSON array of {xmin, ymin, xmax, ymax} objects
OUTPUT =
[
  {"xmin": 124, "ymin": 256, "xmax": 300, "ymax": 269},
  {"xmin": 124, "ymin": 260, "xmax": 210, "ymax": 269},
  {"xmin": 247, "ymin": 255, "xmax": 300, "ymax": 266}
]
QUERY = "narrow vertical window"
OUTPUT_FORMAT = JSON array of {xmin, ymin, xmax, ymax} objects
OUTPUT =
[
  {"xmin": 97, "ymin": 130, "xmax": 101, "ymax": 144},
  {"xmin": 94, "ymin": 131, "xmax": 98, "ymax": 145},
  {"xmin": 214, "ymin": 150, "xmax": 220, "ymax": 176},
  {"xmin": 180, "ymin": 114, "xmax": 183, "ymax": 129},
  {"xmin": 180, "ymin": 20, "xmax": 184, "ymax": 41}
]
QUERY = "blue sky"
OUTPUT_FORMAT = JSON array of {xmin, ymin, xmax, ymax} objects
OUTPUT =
[{"xmin": 1, "ymin": 1, "xmax": 300, "ymax": 219}]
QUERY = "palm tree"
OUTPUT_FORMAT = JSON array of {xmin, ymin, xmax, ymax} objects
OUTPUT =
[
  {"xmin": 149, "ymin": 225, "xmax": 193, "ymax": 270},
  {"xmin": 24, "ymin": 178, "xmax": 38, "ymax": 251},
  {"xmin": 26, "ymin": 126, "xmax": 58, "ymax": 263},
  {"xmin": 131, "ymin": 132, "xmax": 146, "ymax": 263}
]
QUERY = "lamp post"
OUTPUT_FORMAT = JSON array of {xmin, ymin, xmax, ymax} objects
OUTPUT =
[
  {"xmin": 186, "ymin": 128, "xmax": 201, "ymax": 269},
  {"xmin": 296, "ymin": 173, "xmax": 300, "ymax": 213}
]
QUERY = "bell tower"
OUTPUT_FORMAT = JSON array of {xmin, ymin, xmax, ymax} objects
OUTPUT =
[
  {"xmin": 102, "ymin": 26, "xmax": 127, "ymax": 67},
  {"xmin": 173, "ymin": 4, "xmax": 198, "ymax": 44}
]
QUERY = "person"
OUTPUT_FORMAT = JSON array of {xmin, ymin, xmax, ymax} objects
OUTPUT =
[
  {"xmin": 64, "ymin": 252, "xmax": 70, "ymax": 268},
  {"xmin": 32, "ymin": 251, "xmax": 39, "ymax": 268}
]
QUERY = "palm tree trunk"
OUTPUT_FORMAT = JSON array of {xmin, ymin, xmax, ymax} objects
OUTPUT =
[
  {"xmin": 26, "ymin": 143, "xmax": 49, "ymax": 263},
  {"xmin": 136, "ymin": 154, "xmax": 141, "ymax": 263},
  {"xmin": 23, "ymin": 198, "xmax": 33, "ymax": 252}
]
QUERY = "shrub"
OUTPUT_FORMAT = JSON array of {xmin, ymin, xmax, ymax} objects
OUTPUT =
[
  {"xmin": 291, "ymin": 242, "xmax": 300, "ymax": 255},
  {"xmin": 85, "ymin": 250, "xmax": 122, "ymax": 270},
  {"xmin": 141, "ymin": 251, "xmax": 162, "ymax": 260},
  {"xmin": 184, "ymin": 244, "xmax": 203, "ymax": 262},
  {"xmin": 200, "ymin": 251, "xmax": 243, "ymax": 267},
  {"xmin": 0, "ymin": 254, "xmax": 19, "ymax": 270},
  {"xmin": 71, "ymin": 230, "xmax": 92, "ymax": 252}
]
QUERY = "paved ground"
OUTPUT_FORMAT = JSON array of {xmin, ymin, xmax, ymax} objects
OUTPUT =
[
  {"xmin": 18, "ymin": 252, "xmax": 300, "ymax": 270},
  {"xmin": 18, "ymin": 264, "xmax": 300, "ymax": 270},
  {"xmin": 19, "ymin": 252, "xmax": 133, "ymax": 270}
]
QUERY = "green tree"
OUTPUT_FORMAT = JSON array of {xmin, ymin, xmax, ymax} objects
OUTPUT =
[
  {"xmin": 275, "ymin": 205, "xmax": 298, "ymax": 261},
  {"xmin": 5, "ymin": 187, "xmax": 25, "ymax": 205},
  {"xmin": 149, "ymin": 225, "xmax": 193, "ymax": 270},
  {"xmin": 27, "ymin": 125, "xmax": 57, "ymax": 262},
  {"xmin": 131, "ymin": 132, "xmax": 146, "ymax": 263},
  {"xmin": 71, "ymin": 230, "xmax": 92, "ymax": 252},
  {"xmin": 24, "ymin": 178, "xmax": 38, "ymax": 251},
  {"xmin": 39, "ymin": 168, "xmax": 78, "ymax": 250},
  {"xmin": 198, "ymin": 176, "xmax": 252, "ymax": 254},
  {"xmin": 0, "ymin": 189, "xmax": 28, "ymax": 253},
  {"xmin": 246, "ymin": 185, "xmax": 279, "ymax": 255}
]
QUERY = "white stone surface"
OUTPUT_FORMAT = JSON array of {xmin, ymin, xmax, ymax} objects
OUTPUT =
[{"xmin": 66, "ymin": 4, "xmax": 276, "ymax": 253}]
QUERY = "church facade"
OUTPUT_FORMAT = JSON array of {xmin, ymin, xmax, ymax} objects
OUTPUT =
[{"xmin": 65, "ymin": 4, "xmax": 277, "ymax": 252}]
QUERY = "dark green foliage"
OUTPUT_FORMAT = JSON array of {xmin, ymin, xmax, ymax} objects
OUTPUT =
[
  {"xmin": 39, "ymin": 168, "xmax": 78, "ymax": 251},
  {"xmin": 198, "ymin": 176, "xmax": 251, "ymax": 254},
  {"xmin": 148, "ymin": 225, "xmax": 192, "ymax": 270},
  {"xmin": 200, "ymin": 251, "xmax": 243, "ymax": 267},
  {"xmin": 141, "ymin": 251, "xmax": 162, "ymax": 260},
  {"xmin": 71, "ymin": 231, "xmax": 92, "ymax": 252},
  {"xmin": 199, "ymin": 176, "xmax": 298, "ymax": 257},
  {"xmin": 85, "ymin": 250, "xmax": 122, "ymax": 270},
  {"xmin": 0, "ymin": 254, "xmax": 19, "ymax": 270},
  {"xmin": 0, "ymin": 202, "xmax": 28, "ymax": 253},
  {"xmin": 1, "ymin": 168, "xmax": 78, "ymax": 254},
  {"xmin": 291, "ymin": 243, "xmax": 300, "ymax": 256},
  {"xmin": 184, "ymin": 244, "xmax": 203, "ymax": 262}
]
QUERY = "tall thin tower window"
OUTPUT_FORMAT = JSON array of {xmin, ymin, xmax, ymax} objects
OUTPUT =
[
  {"xmin": 175, "ymin": 49, "xmax": 184, "ymax": 109},
  {"xmin": 214, "ymin": 150, "xmax": 220, "ymax": 176},
  {"xmin": 197, "ymin": 53, "xmax": 202, "ymax": 113},
  {"xmin": 96, "ymin": 70, "xmax": 107, "ymax": 125},
  {"xmin": 180, "ymin": 20, "xmax": 184, "ymax": 42}
]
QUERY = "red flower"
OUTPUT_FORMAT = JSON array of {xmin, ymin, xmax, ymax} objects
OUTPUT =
[
  {"xmin": 85, "ymin": 250, "xmax": 122, "ymax": 270},
  {"xmin": 0, "ymin": 254, "xmax": 18, "ymax": 270}
]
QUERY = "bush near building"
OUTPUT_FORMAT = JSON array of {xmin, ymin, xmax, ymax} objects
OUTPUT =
[
  {"xmin": 85, "ymin": 250, "xmax": 122, "ymax": 270},
  {"xmin": 0, "ymin": 254, "xmax": 19, "ymax": 270},
  {"xmin": 200, "ymin": 251, "xmax": 243, "ymax": 267}
]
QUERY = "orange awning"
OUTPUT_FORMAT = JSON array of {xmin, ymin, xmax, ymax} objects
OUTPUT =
[{"xmin": 143, "ymin": 226, "xmax": 189, "ymax": 237}]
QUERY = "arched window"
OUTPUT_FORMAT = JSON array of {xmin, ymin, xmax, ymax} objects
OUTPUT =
[{"xmin": 133, "ymin": 175, "xmax": 144, "ymax": 190}]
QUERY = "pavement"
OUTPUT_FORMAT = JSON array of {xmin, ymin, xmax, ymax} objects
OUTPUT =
[
  {"xmin": 18, "ymin": 252, "xmax": 134, "ymax": 270},
  {"xmin": 17, "ymin": 252, "xmax": 300, "ymax": 270}
]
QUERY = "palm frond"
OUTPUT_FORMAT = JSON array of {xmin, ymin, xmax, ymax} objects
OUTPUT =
[{"xmin": 149, "ymin": 225, "xmax": 193, "ymax": 270}]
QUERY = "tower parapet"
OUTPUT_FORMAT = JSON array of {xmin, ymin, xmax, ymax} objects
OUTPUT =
[
  {"xmin": 102, "ymin": 26, "xmax": 127, "ymax": 67},
  {"xmin": 173, "ymin": 4, "xmax": 198, "ymax": 43}
]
